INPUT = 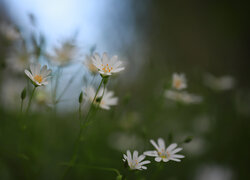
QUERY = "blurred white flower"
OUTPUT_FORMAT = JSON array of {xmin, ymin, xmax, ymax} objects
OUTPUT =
[
  {"xmin": 165, "ymin": 90, "xmax": 202, "ymax": 104},
  {"xmin": 172, "ymin": 73, "xmax": 187, "ymax": 90},
  {"xmin": 144, "ymin": 138, "xmax": 184, "ymax": 162},
  {"xmin": 123, "ymin": 150, "xmax": 150, "ymax": 170},
  {"xmin": 0, "ymin": 23, "xmax": 21, "ymax": 41},
  {"xmin": 24, "ymin": 63, "xmax": 52, "ymax": 86},
  {"xmin": 84, "ymin": 86, "xmax": 118, "ymax": 110},
  {"xmin": 195, "ymin": 164, "xmax": 234, "ymax": 180},
  {"xmin": 92, "ymin": 52, "xmax": 125, "ymax": 76},
  {"xmin": 35, "ymin": 88, "xmax": 52, "ymax": 106},
  {"xmin": 84, "ymin": 55, "xmax": 98, "ymax": 75},
  {"xmin": 204, "ymin": 73, "xmax": 235, "ymax": 91},
  {"xmin": 47, "ymin": 41, "xmax": 77, "ymax": 66}
]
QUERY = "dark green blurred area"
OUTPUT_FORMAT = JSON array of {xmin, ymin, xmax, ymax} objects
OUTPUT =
[{"xmin": 0, "ymin": 1, "xmax": 249, "ymax": 180}]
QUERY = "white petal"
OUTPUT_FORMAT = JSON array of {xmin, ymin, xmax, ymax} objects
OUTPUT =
[
  {"xmin": 155, "ymin": 157, "xmax": 162, "ymax": 162},
  {"xmin": 171, "ymin": 147, "xmax": 182, "ymax": 154},
  {"xmin": 170, "ymin": 158, "xmax": 181, "ymax": 162},
  {"xmin": 24, "ymin": 70, "xmax": 34, "ymax": 80},
  {"xmin": 123, "ymin": 154, "xmax": 127, "ymax": 160},
  {"xmin": 34, "ymin": 63, "xmax": 41, "ymax": 75},
  {"xmin": 139, "ymin": 160, "xmax": 150, "ymax": 165},
  {"xmin": 133, "ymin": 150, "xmax": 138, "ymax": 159},
  {"xmin": 172, "ymin": 154, "xmax": 185, "ymax": 158},
  {"xmin": 102, "ymin": 52, "xmax": 109, "ymax": 65},
  {"xmin": 158, "ymin": 138, "xmax": 165, "ymax": 150},
  {"xmin": 150, "ymin": 139, "xmax": 159, "ymax": 151},
  {"xmin": 162, "ymin": 158, "xmax": 169, "ymax": 162},
  {"xmin": 144, "ymin": 151, "xmax": 158, "ymax": 157},
  {"xmin": 138, "ymin": 155, "xmax": 145, "ymax": 162},
  {"xmin": 167, "ymin": 143, "xmax": 177, "ymax": 152},
  {"xmin": 112, "ymin": 67, "xmax": 124, "ymax": 73},
  {"xmin": 126, "ymin": 150, "xmax": 132, "ymax": 160},
  {"xmin": 30, "ymin": 63, "xmax": 36, "ymax": 75}
]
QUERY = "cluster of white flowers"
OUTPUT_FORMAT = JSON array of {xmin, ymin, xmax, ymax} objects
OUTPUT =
[
  {"xmin": 24, "ymin": 52, "xmax": 125, "ymax": 110},
  {"xmin": 82, "ymin": 52, "xmax": 125, "ymax": 110},
  {"xmin": 123, "ymin": 138, "xmax": 184, "ymax": 170},
  {"xmin": 165, "ymin": 73, "xmax": 202, "ymax": 104}
]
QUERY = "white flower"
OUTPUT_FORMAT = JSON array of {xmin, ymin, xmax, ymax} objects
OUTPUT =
[
  {"xmin": 123, "ymin": 150, "xmax": 150, "ymax": 170},
  {"xmin": 165, "ymin": 90, "xmax": 202, "ymax": 104},
  {"xmin": 24, "ymin": 63, "xmax": 52, "ymax": 86},
  {"xmin": 172, "ymin": 73, "xmax": 187, "ymax": 90},
  {"xmin": 84, "ymin": 55, "xmax": 98, "ymax": 75},
  {"xmin": 144, "ymin": 138, "xmax": 185, "ymax": 162},
  {"xmin": 84, "ymin": 86, "xmax": 118, "ymax": 110},
  {"xmin": 47, "ymin": 41, "xmax": 77, "ymax": 66},
  {"xmin": 92, "ymin": 52, "xmax": 125, "ymax": 76},
  {"xmin": 204, "ymin": 73, "xmax": 235, "ymax": 91}
]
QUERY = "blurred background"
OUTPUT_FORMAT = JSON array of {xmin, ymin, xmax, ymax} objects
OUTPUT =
[{"xmin": 0, "ymin": 0, "xmax": 249, "ymax": 179}]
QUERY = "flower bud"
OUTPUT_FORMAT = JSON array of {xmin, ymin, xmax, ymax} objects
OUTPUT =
[
  {"xmin": 183, "ymin": 136, "xmax": 193, "ymax": 143},
  {"xmin": 78, "ymin": 91, "xmax": 83, "ymax": 103},
  {"xmin": 21, "ymin": 88, "xmax": 26, "ymax": 100}
]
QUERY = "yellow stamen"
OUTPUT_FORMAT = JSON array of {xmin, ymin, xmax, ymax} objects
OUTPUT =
[
  {"xmin": 174, "ymin": 80, "xmax": 182, "ymax": 88},
  {"xmin": 34, "ymin": 75, "xmax": 43, "ymax": 83},
  {"xmin": 101, "ymin": 64, "xmax": 113, "ymax": 73}
]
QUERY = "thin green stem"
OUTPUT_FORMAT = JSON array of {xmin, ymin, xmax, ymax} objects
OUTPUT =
[
  {"xmin": 78, "ymin": 103, "xmax": 82, "ymax": 126},
  {"xmin": 83, "ymin": 78, "xmax": 104, "ymax": 124},
  {"xmin": 62, "ymin": 78, "xmax": 104, "ymax": 179},
  {"xmin": 20, "ymin": 99, "xmax": 24, "ymax": 113},
  {"xmin": 25, "ymin": 86, "xmax": 37, "ymax": 114},
  {"xmin": 53, "ymin": 67, "xmax": 61, "ymax": 106}
]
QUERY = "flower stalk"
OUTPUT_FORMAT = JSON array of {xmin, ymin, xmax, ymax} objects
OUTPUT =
[{"xmin": 25, "ymin": 86, "xmax": 37, "ymax": 114}]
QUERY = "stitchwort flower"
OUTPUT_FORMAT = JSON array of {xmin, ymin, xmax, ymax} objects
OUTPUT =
[
  {"xmin": 123, "ymin": 150, "xmax": 150, "ymax": 170},
  {"xmin": 84, "ymin": 86, "xmax": 118, "ymax": 110},
  {"xmin": 92, "ymin": 52, "xmax": 125, "ymax": 76},
  {"xmin": 24, "ymin": 63, "xmax": 51, "ymax": 86},
  {"xmin": 144, "ymin": 138, "xmax": 185, "ymax": 162},
  {"xmin": 172, "ymin": 73, "xmax": 187, "ymax": 90}
]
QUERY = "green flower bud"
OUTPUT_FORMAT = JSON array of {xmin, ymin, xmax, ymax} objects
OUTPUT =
[
  {"xmin": 78, "ymin": 91, "xmax": 83, "ymax": 103},
  {"xmin": 184, "ymin": 136, "xmax": 193, "ymax": 143},
  {"xmin": 21, "ymin": 88, "xmax": 26, "ymax": 100}
]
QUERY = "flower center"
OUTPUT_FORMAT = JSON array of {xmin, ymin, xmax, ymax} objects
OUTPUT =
[
  {"xmin": 101, "ymin": 64, "xmax": 113, "ymax": 73},
  {"xmin": 158, "ymin": 150, "xmax": 169, "ymax": 159},
  {"xmin": 174, "ymin": 79, "xmax": 182, "ymax": 88},
  {"xmin": 34, "ymin": 75, "xmax": 43, "ymax": 83}
]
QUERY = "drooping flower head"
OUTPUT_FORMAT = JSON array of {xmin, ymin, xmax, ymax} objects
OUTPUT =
[
  {"xmin": 24, "ymin": 63, "xmax": 52, "ymax": 86},
  {"xmin": 144, "ymin": 138, "xmax": 185, "ymax": 162},
  {"xmin": 92, "ymin": 52, "xmax": 125, "ymax": 76},
  {"xmin": 123, "ymin": 150, "xmax": 150, "ymax": 170},
  {"xmin": 84, "ymin": 86, "xmax": 118, "ymax": 110},
  {"xmin": 172, "ymin": 73, "xmax": 187, "ymax": 90}
]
